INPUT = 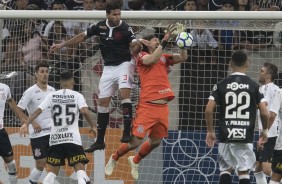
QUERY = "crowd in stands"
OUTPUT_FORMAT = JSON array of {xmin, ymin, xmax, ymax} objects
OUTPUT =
[{"xmin": 0, "ymin": 0, "xmax": 282, "ymax": 129}]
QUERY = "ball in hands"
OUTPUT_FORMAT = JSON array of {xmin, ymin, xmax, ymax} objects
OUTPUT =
[{"xmin": 175, "ymin": 32, "xmax": 193, "ymax": 49}]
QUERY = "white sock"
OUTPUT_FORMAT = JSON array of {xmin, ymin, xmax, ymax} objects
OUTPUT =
[
  {"xmin": 6, "ymin": 160, "xmax": 17, "ymax": 184},
  {"xmin": 29, "ymin": 168, "xmax": 43, "ymax": 183},
  {"xmin": 43, "ymin": 172, "xmax": 56, "ymax": 184},
  {"xmin": 269, "ymin": 180, "xmax": 280, "ymax": 184},
  {"xmin": 254, "ymin": 172, "xmax": 267, "ymax": 184},
  {"xmin": 76, "ymin": 170, "xmax": 90, "ymax": 184}
]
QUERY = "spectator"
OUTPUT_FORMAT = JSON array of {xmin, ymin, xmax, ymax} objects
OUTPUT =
[
  {"xmin": 184, "ymin": 0, "xmax": 197, "ymax": 11},
  {"xmin": 190, "ymin": 26, "xmax": 219, "ymax": 63},
  {"xmin": 234, "ymin": 0, "xmax": 250, "ymax": 11},
  {"xmin": 197, "ymin": 0, "xmax": 209, "ymax": 10},
  {"xmin": 18, "ymin": 20, "xmax": 48, "ymax": 67},
  {"xmin": 249, "ymin": 0, "xmax": 281, "ymax": 11},
  {"xmin": 94, "ymin": 0, "xmax": 106, "ymax": 10},
  {"xmin": 74, "ymin": 0, "xmax": 99, "ymax": 60},
  {"xmin": 43, "ymin": 0, "xmax": 75, "ymax": 38},
  {"xmin": 65, "ymin": 0, "xmax": 84, "ymax": 10}
]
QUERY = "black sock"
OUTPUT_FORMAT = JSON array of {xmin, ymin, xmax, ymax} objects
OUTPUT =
[
  {"xmin": 96, "ymin": 112, "xmax": 109, "ymax": 144},
  {"xmin": 122, "ymin": 102, "xmax": 132, "ymax": 137},
  {"xmin": 219, "ymin": 173, "xmax": 232, "ymax": 184},
  {"xmin": 239, "ymin": 179, "xmax": 250, "ymax": 184}
]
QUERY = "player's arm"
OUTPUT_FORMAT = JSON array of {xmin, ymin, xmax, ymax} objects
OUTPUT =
[
  {"xmin": 258, "ymin": 102, "xmax": 268, "ymax": 130},
  {"xmin": 49, "ymin": 32, "xmax": 87, "ymax": 53},
  {"xmin": 205, "ymin": 100, "xmax": 216, "ymax": 133},
  {"xmin": 171, "ymin": 49, "xmax": 188, "ymax": 64},
  {"xmin": 23, "ymin": 108, "xmax": 43, "ymax": 126},
  {"xmin": 78, "ymin": 95, "xmax": 97, "ymax": 137},
  {"xmin": 205, "ymin": 99, "xmax": 217, "ymax": 148},
  {"xmin": 7, "ymin": 98, "xmax": 23, "ymax": 121},
  {"xmin": 80, "ymin": 107, "xmax": 96, "ymax": 128}
]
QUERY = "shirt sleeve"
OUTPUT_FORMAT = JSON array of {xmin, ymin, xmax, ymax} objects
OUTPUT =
[
  {"xmin": 77, "ymin": 93, "xmax": 88, "ymax": 109},
  {"xmin": 255, "ymin": 85, "xmax": 265, "ymax": 104},
  {"xmin": 6, "ymin": 86, "xmax": 11, "ymax": 101},
  {"xmin": 270, "ymin": 90, "xmax": 281, "ymax": 115},
  {"xmin": 163, "ymin": 54, "xmax": 174, "ymax": 66},
  {"xmin": 38, "ymin": 93, "xmax": 52, "ymax": 111},
  {"xmin": 127, "ymin": 26, "xmax": 136, "ymax": 42},
  {"xmin": 17, "ymin": 90, "xmax": 31, "ymax": 110},
  {"xmin": 85, "ymin": 22, "xmax": 99, "ymax": 37},
  {"xmin": 208, "ymin": 84, "xmax": 219, "ymax": 104},
  {"xmin": 206, "ymin": 30, "xmax": 219, "ymax": 48},
  {"xmin": 137, "ymin": 52, "xmax": 148, "ymax": 65}
]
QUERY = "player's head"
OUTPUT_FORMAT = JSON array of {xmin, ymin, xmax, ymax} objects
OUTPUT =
[
  {"xmin": 259, "ymin": 62, "xmax": 278, "ymax": 84},
  {"xmin": 230, "ymin": 50, "xmax": 248, "ymax": 71},
  {"xmin": 141, "ymin": 35, "xmax": 159, "ymax": 53},
  {"xmin": 106, "ymin": 0, "xmax": 122, "ymax": 27},
  {"xmin": 35, "ymin": 61, "xmax": 49, "ymax": 84},
  {"xmin": 60, "ymin": 70, "xmax": 75, "ymax": 89}
]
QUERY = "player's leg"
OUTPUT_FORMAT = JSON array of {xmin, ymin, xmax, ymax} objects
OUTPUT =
[
  {"xmin": 0, "ymin": 128, "xmax": 17, "ymax": 184},
  {"xmin": 43, "ymin": 165, "xmax": 60, "ymax": 184},
  {"xmin": 217, "ymin": 143, "xmax": 235, "ymax": 184},
  {"xmin": 29, "ymin": 135, "xmax": 50, "ymax": 184},
  {"xmin": 254, "ymin": 144, "xmax": 268, "ymax": 184},
  {"xmin": 42, "ymin": 144, "xmax": 65, "ymax": 184},
  {"xmin": 231, "ymin": 143, "xmax": 256, "ymax": 184},
  {"xmin": 85, "ymin": 67, "xmax": 117, "ymax": 152},
  {"xmin": 67, "ymin": 143, "xmax": 90, "ymax": 184},
  {"xmin": 105, "ymin": 136, "xmax": 143, "ymax": 176},
  {"xmin": 269, "ymin": 150, "xmax": 282, "ymax": 184},
  {"xmin": 118, "ymin": 61, "xmax": 134, "ymax": 143}
]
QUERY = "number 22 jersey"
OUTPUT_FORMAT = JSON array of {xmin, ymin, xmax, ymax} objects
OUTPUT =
[{"xmin": 209, "ymin": 72, "xmax": 265, "ymax": 143}]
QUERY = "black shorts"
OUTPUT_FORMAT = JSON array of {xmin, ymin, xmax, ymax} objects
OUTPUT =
[
  {"xmin": 271, "ymin": 150, "xmax": 282, "ymax": 174},
  {"xmin": 255, "ymin": 136, "xmax": 277, "ymax": 162},
  {"xmin": 0, "ymin": 128, "xmax": 13, "ymax": 158},
  {"xmin": 46, "ymin": 143, "xmax": 89, "ymax": 167},
  {"xmin": 30, "ymin": 135, "xmax": 50, "ymax": 160}
]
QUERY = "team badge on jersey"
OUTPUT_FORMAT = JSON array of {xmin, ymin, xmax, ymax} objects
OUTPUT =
[
  {"xmin": 34, "ymin": 148, "xmax": 41, "ymax": 157},
  {"xmin": 137, "ymin": 125, "xmax": 144, "ymax": 134}
]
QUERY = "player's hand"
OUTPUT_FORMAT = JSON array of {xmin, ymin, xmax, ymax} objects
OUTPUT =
[
  {"xmin": 89, "ymin": 126, "xmax": 97, "ymax": 138},
  {"xmin": 19, "ymin": 124, "xmax": 28, "ymax": 137},
  {"xmin": 163, "ymin": 23, "xmax": 177, "ymax": 41},
  {"xmin": 258, "ymin": 131, "xmax": 268, "ymax": 150},
  {"xmin": 31, "ymin": 121, "xmax": 42, "ymax": 133},
  {"xmin": 205, "ymin": 132, "xmax": 217, "ymax": 148},
  {"xmin": 49, "ymin": 43, "xmax": 63, "ymax": 53}
]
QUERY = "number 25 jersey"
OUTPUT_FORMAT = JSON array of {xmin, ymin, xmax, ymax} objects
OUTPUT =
[
  {"xmin": 39, "ymin": 89, "xmax": 88, "ymax": 146},
  {"xmin": 209, "ymin": 72, "xmax": 265, "ymax": 143}
]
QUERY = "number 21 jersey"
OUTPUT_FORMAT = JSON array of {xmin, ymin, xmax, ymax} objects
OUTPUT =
[{"xmin": 209, "ymin": 72, "xmax": 265, "ymax": 143}]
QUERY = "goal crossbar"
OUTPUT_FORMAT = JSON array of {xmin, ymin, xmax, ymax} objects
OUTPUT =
[{"xmin": 0, "ymin": 10, "xmax": 281, "ymax": 20}]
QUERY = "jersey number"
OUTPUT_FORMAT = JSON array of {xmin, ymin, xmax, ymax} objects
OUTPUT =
[
  {"xmin": 53, "ymin": 104, "xmax": 76, "ymax": 126},
  {"xmin": 225, "ymin": 92, "xmax": 250, "ymax": 119}
]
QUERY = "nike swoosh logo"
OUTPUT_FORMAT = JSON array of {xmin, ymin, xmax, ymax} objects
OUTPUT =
[{"xmin": 37, "ymin": 98, "xmax": 41, "ymax": 100}]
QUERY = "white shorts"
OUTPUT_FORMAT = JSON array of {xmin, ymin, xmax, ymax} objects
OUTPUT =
[
  {"xmin": 99, "ymin": 61, "xmax": 134, "ymax": 98},
  {"xmin": 218, "ymin": 143, "xmax": 256, "ymax": 172}
]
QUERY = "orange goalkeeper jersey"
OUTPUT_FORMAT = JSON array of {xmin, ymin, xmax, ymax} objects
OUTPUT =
[{"xmin": 136, "ymin": 51, "xmax": 175, "ymax": 103}]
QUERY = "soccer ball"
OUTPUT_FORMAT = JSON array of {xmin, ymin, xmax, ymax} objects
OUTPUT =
[{"xmin": 175, "ymin": 32, "xmax": 193, "ymax": 48}]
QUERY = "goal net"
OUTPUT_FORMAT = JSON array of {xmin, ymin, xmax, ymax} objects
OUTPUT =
[{"xmin": 0, "ymin": 10, "xmax": 281, "ymax": 184}]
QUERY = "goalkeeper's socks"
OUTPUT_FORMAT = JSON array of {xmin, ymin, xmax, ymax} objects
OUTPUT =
[
  {"xmin": 133, "ymin": 140, "xmax": 154, "ymax": 164},
  {"xmin": 96, "ymin": 112, "xmax": 109, "ymax": 144},
  {"xmin": 112, "ymin": 143, "xmax": 130, "ymax": 161}
]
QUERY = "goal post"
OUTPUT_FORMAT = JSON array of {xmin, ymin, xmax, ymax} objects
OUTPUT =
[{"xmin": 0, "ymin": 10, "xmax": 281, "ymax": 184}]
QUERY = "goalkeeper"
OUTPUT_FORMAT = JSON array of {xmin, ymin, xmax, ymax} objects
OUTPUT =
[{"xmin": 104, "ymin": 23, "xmax": 188, "ymax": 180}]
